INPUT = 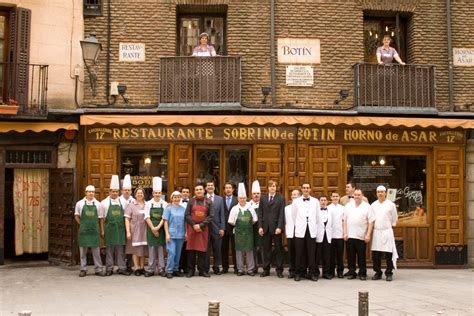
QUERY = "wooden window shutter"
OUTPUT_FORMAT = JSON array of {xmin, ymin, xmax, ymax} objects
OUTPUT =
[{"xmin": 8, "ymin": 7, "xmax": 31, "ymax": 106}]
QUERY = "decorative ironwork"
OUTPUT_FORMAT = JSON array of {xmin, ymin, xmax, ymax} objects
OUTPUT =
[
  {"xmin": 354, "ymin": 63, "xmax": 436, "ymax": 113},
  {"xmin": 160, "ymin": 56, "xmax": 241, "ymax": 105},
  {"xmin": 6, "ymin": 150, "xmax": 52, "ymax": 164},
  {"xmin": 83, "ymin": 0, "xmax": 102, "ymax": 17}
]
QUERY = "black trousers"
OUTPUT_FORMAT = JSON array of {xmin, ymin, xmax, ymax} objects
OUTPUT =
[
  {"xmin": 330, "ymin": 238, "xmax": 345, "ymax": 275},
  {"xmin": 347, "ymin": 238, "xmax": 367, "ymax": 277},
  {"xmin": 179, "ymin": 241, "xmax": 188, "ymax": 273},
  {"xmin": 187, "ymin": 250, "xmax": 206, "ymax": 274},
  {"xmin": 206, "ymin": 232, "xmax": 222, "ymax": 272},
  {"xmin": 263, "ymin": 232, "xmax": 284, "ymax": 273},
  {"xmin": 372, "ymin": 250, "xmax": 394, "ymax": 276},
  {"xmin": 221, "ymin": 229, "xmax": 236, "ymax": 271},
  {"xmin": 287, "ymin": 237, "xmax": 296, "ymax": 274},
  {"xmin": 294, "ymin": 226, "xmax": 316, "ymax": 276},
  {"xmin": 316, "ymin": 233, "xmax": 331, "ymax": 277}
]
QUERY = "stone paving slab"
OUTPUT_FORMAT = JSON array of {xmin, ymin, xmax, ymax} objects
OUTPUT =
[{"xmin": 0, "ymin": 266, "xmax": 473, "ymax": 315}]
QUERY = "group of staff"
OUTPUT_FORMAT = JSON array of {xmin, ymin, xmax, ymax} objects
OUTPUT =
[{"xmin": 75, "ymin": 176, "xmax": 398, "ymax": 282}]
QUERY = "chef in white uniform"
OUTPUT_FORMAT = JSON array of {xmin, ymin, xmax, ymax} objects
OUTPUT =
[{"xmin": 368, "ymin": 185, "xmax": 398, "ymax": 281}]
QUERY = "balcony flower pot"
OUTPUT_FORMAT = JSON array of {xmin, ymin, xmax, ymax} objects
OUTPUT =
[{"xmin": 0, "ymin": 104, "xmax": 19, "ymax": 115}]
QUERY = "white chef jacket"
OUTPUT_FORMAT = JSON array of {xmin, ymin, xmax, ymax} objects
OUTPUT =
[
  {"xmin": 228, "ymin": 203, "xmax": 258, "ymax": 226},
  {"xmin": 144, "ymin": 199, "xmax": 168, "ymax": 220},
  {"xmin": 328, "ymin": 203, "xmax": 345, "ymax": 239},
  {"xmin": 369, "ymin": 199, "xmax": 398, "ymax": 252},
  {"xmin": 119, "ymin": 195, "xmax": 136, "ymax": 208},
  {"xmin": 100, "ymin": 196, "xmax": 123, "ymax": 218},
  {"xmin": 344, "ymin": 201, "xmax": 371, "ymax": 240},
  {"xmin": 292, "ymin": 196, "xmax": 319, "ymax": 238},
  {"xmin": 74, "ymin": 198, "xmax": 101, "ymax": 217}
]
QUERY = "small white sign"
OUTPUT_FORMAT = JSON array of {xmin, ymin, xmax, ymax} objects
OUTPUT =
[
  {"xmin": 286, "ymin": 65, "xmax": 314, "ymax": 86},
  {"xmin": 278, "ymin": 38, "xmax": 321, "ymax": 64},
  {"xmin": 453, "ymin": 48, "xmax": 474, "ymax": 66},
  {"xmin": 119, "ymin": 43, "xmax": 145, "ymax": 62},
  {"xmin": 387, "ymin": 188, "xmax": 397, "ymax": 202}
]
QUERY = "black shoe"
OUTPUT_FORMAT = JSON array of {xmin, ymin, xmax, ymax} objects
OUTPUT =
[
  {"xmin": 337, "ymin": 272, "xmax": 344, "ymax": 279},
  {"xmin": 166, "ymin": 273, "xmax": 173, "ymax": 279},
  {"xmin": 359, "ymin": 275, "xmax": 367, "ymax": 281},
  {"xmin": 172, "ymin": 271, "xmax": 183, "ymax": 277},
  {"xmin": 117, "ymin": 269, "xmax": 131, "ymax": 276},
  {"xmin": 248, "ymin": 272, "xmax": 255, "ymax": 276},
  {"xmin": 294, "ymin": 275, "xmax": 301, "ymax": 281},
  {"xmin": 372, "ymin": 274, "xmax": 382, "ymax": 280},
  {"xmin": 237, "ymin": 271, "xmax": 244, "ymax": 276},
  {"xmin": 277, "ymin": 271, "xmax": 284, "ymax": 278},
  {"xmin": 95, "ymin": 271, "xmax": 106, "ymax": 277},
  {"xmin": 126, "ymin": 266, "xmax": 133, "ymax": 273},
  {"xmin": 186, "ymin": 272, "xmax": 194, "ymax": 278},
  {"xmin": 105, "ymin": 270, "xmax": 113, "ymax": 276},
  {"xmin": 213, "ymin": 269, "xmax": 221, "ymax": 275},
  {"xmin": 159, "ymin": 270, "xmax": 167, "ymax": 277},
  {"xmin": 323, "ymin": 275, "xmax": 333, "ymax": 280},
  {"xmin": 310, "ymin": 275, "xmax": 319, "ymax": 281},
  {"xmin": 343, "ymin": 271, "xmax": 351, "ymax": 277},
  {"xmin": 386, "ymin": 275, "xmax": 393, "ymax": 282},
  {"xmin": 288, "ymin": 272, "xmax": 295, "ymax": 279},
  {"xmin": 260, "ymin": 271, "xmax": 270, "ymax": 277},
  {"xmin": 144, "ymin": 271, "xmax": 154, "ymax": 277},
  {"xmin": 347, "ymin": 274, "xmax": 357, "ymax": 280},
  {"xmin": 79, "ymin": 270, "xmax": 87, "ymax": 277},
  {"xmin": 199, "ymin": 272, "xmax": 210, "ymax": 278},
  {"xmin": 233, "ymin": 270, "xmax": 238, "ymax": 275},
  {"xmin": 222, "ymin": 268, "xmax": 229, "ymax": 274},
  {"xmin": 134, "ymin": 270, "xmax": 142, "ymax": 276}
]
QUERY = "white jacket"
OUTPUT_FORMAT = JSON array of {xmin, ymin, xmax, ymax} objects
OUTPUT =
[
  {"xmin": 316, "ymin": 207, "xmax": 332, "ymax": 243},
  {"xmin": 284, "ymin": 203, "xmax": 295, "ymax": 238},
  {"xmin": 292, "ymin": 196, "xmax": 320, "ymax": 238}
]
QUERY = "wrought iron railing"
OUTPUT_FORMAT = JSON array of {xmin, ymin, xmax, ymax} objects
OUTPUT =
[
  {"xmin": 354, "ymin": 63, "xmax": 436, "ymax": 113},
  {"xmin": 160, "ymin": 56, "xmax": 241, "ymax": 105},
  {"xmin": 0, "ymin": 62, "xmax": 48, "ymax": 115}
]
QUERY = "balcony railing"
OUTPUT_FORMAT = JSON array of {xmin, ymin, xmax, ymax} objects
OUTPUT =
[
  {"xmin": 0, "ymin": 62, "xmax": 48, "ymax": 116},
  {"xmin": 354, "ymin": 63, "xmax": 436, "ymax": 114},
  {"xmin": 160, "ymin": 56, "xmax": 241, "ymax": 106}
]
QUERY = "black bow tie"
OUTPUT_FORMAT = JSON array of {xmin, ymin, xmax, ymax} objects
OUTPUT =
[
  {"xmin": 321, "ymin": 208, "xmax": 327, "ymax": 211},
  {"xmin": 182, "ymin": 199, "xmax": 188, "ymax": 203},
  {"xmin": 303, "ymin": 198, "xmax": 310, "ymax": 201},
  {"xmin": 348, "ymin": 196, "xmax": 354, "ymax": 199}
]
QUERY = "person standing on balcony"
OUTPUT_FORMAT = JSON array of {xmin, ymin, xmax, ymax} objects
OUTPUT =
[
  {"xmin": 192, "ymin": 32, "xmax": 217, "ymax": 57},
  {"xmin": 377, "ymin": 35, "xmax": 406, "ymax": 65}
]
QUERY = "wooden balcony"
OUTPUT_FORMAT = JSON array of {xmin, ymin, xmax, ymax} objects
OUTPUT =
[
  {"xmin": 0, "ymin": 62, "xmax": 48, "ymax": 116},
  {"xmin": 159, "ymin": 56, "xmax": 241, "ymax": 109},
  {"xmin": 354, "ymin": 63, "xmax": 437, "ymax": 114}
]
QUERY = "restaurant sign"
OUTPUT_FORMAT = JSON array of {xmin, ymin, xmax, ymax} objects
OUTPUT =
[{"xmin": 86, "ymin": 126, "xmax": 464, "ymax": 144}]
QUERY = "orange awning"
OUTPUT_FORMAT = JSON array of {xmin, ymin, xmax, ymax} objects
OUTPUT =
[
  {"xmin": 80, "ymin": 115, "xmax": 474, "ymax": 129},
  {"xmin": 0, "ymin": 122, "xmax": 79, "ymax": 133}
]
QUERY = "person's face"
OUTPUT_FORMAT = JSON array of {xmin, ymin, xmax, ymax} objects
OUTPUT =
[
  {"xmin": 181, "ymin": 189, "xmax": 190, "ymax": 199},
  {"xmin": 200, "ymin": 36, "xmax": 208, "ymax": 45},
  {"xmin": 121, "ymin": 188, "xmax": 131, "ymax": 198},
  {"xmin": 345, "ymin": 184, "xmax": 354, "ymax": 195},
  {"xmin": 153, "ymin": 191, "xmax": 162, "ymax": 200},
  {"xmin": 320, "ymin": 197, "xmax": 328, "ymax": 208},
  {"xmin": 301, "ymin": 184, "xmax": 311, "ymax": 197},
  {"xmin": 110, "ymin": 189, "xmax": 119, "ymax": 199},
  {"xmin": 377, "ymin": 190, "xmax": 387, "ymax": 201},
  {"xmin": 383, "ymin": 37, "xmax": 391, "ymax": 45},
  {"xmin": 268, "ymin": 183, "xmax": 277, "ymax": 194},
  {"xmin": 172, "ymin": 194, "xmax": 181, "ymax": 204},
  {"xmin": 353, "ymin": 190, "xmax": 363, "ymax": 204},
  {"xmin": 135, "ymin": 190, "xmax": 144, "ymax": 201},
  {"xmin": 252, "ymin": 192, "xmax": 261, "ymax": 202},
  {"xmin": 331, "ymin": 193, "xmax": 340, "ymax": 204},
  {"xmin": 238, "ymin": 196, "xmax": 247, "ymax": 206},
  {"xmin": 206, "ymin": 182, "xmax": 215, "ymax": 194},
  {"xmin": 85, "ymin": 191, "xmax": 95, "ymax": 200},
  {"xmin": 195, "ymin": 185, "xmax": 205, "ymax": 198},
  {"xmin": 291, "ymin": 190, "xmax": 300, "ymax": 201},
  {"xmin": 224, "ymin": 184, "xmax": 234, "ymax": 196}
]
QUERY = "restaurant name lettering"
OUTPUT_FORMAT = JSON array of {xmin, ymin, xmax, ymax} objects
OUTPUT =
[{"xmin": 87, "ymin": 126, "xmax": 463, "ymax": 144}]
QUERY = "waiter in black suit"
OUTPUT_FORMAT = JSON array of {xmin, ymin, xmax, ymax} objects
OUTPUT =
[
  {"xmin": 258, "ymin": 180, "xmax": 285, "ymax": 278},
  {"xmin": 221, "ymin": 182, "xmax": 239, "ymax": 273}
]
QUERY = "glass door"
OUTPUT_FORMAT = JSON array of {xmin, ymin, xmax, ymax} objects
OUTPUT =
[{"xmin": 178, "ymin": 15, "xmax": 226, "ymax": 56}]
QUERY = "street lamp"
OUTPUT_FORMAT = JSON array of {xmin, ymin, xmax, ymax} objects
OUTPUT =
[{"xmin": 80, "ymin": 33, "xmax": 102, "ymax": 97}]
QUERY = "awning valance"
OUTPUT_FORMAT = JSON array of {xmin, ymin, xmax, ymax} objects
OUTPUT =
[
  {"xmin": 80, "ymin": 115, "xmax": 474, "ymax": 129},
  {"xmin": 0, "ymin": 122, "xmax": 79, "ymax": 133}
]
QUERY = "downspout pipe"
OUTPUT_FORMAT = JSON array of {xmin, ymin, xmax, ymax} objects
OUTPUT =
[
  {"xmin": 446, "ymin": 0, "xmax": 454, "ymax": 111},
  {"xmin": 106, "ymin": 0, "xmax": 113, "ymax": 105},
  {"xmin": 270, "ymin": 0, "xmax": 276, "ymax": 106}
]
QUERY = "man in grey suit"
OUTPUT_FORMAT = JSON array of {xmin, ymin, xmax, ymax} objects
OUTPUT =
[
  {"xmin": 221, "ymin": 182, "xmax": 239, "ymax": 273},
  {"xmin": 205, "ymin": 180, "xmax": 226, "ymax": 274}
]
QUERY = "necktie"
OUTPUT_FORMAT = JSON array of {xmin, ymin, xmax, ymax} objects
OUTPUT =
[
  {"xmin": 226, "ymin": 196, "xmax": 231, "ymax": 209},
  {"xmin": 269, "ymin": 195, "xmax": 273, "ymax": 202},
  {"xmin": 303, "ymin": 198, "xmax": 310, "ymax": 202}
]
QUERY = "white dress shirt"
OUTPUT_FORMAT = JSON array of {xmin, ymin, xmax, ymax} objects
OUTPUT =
[
  {"xmin": 328, "ymin": 203, "xmax": 345, "ymax": 239},
  {"xmin": 344, "ymin": 201, "xmax": 371, "ymax": 240}
]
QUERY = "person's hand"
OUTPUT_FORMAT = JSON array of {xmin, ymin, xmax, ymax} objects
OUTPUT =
[
  {"xmin": 365, "ymin": 234, "xmax": 371, "ymax": 243},
  {"xmin": 185, "ymin": 233, "xmax": 188, "ymax": 241},
  {"xmin": 152, "ymin": 226, "xmax": 159, "ymax": 233},
  {"xmin": 343, "ymin": 234, "xmax": 348, "ymax": 241},
  {"xmin": 193, "ymin": 224, "xmax": 202, "ymax": 232},
  {"xmin": 258, "ymin": 228, "xmax": 264, "ymax": 236},
  {"xmin": 127, "ymin": 232, "xmax": 132, "ymax": 240},
  {"xmin": 400, "ymin": 62, "xmax": 406, "ymax": 65},
  {"xmin": 378, "ymin": 62, "xmax": 384, "ymax": 65},
  {"xmin": 219, "ymin": 229, "xmax": 225, "ymax": 237},
  {"xmin": 100, "ymin": 231, "xmax": 105, "ymax": 239},
  {"xmin": 166, "ymin": 233, "xmax": 171, "ymax": 242},
  {"xmin": 275, "ymin": 228, "xmax": 282, "ymax": 235}
]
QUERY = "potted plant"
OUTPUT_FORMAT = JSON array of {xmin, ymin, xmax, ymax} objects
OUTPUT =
[{"xmin": 0, "ymin": 99, "xmax": 19, "ymax": 115}]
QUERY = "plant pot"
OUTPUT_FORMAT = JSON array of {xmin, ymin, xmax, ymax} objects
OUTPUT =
[{"xmin": 0, "ymin": 105, "xmax": 19, "ymax": 115}]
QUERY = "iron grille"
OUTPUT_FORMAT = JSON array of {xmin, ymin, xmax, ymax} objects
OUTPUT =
[{"xmin": 6, "ymin": 150, "xmax": 52, "ymax": 164}]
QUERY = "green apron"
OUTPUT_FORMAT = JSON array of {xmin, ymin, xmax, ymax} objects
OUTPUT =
[
  {"xmin": 78, "ymin": 203, "xmax": 100, "ymax": 247},
  {"xmin": 235, "ymin": 209, "xmax": 254, "ymax": 252},
  {"xmin": 252, "ymin": 206, "xmax": 263, "ymax": 247},
  {"xmin": 147, "ymin": 203, "xmax": 165, "ymax": 247},
  {"xmin": 105, "ymin": 200, "xmax": 126, "ymax": 246}
]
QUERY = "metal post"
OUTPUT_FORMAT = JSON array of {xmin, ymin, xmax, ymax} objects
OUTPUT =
[
  {"xmin": 358, "ymin": 291, "xmax": 369, "ymax": 316},
  {"xmin": 208, "ymin": 300, "xmax": 220, "ymax": 316}
]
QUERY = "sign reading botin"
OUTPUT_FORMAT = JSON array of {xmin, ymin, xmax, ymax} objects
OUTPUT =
[{"xmin": 277, "ymin": 38, "xmax": 321, "ymax": 64}]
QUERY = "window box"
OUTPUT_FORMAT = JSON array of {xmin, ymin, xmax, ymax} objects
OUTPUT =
[{"xmin": 0, "ymin": 104, "xmax": 19, "ymax": 115}]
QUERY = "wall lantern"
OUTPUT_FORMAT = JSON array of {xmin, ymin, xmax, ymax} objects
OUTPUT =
[{"xmin": 80, "ymin": 33, "xmax": 102, "ymax": 97}]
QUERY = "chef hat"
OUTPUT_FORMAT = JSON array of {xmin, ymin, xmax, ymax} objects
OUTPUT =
[
  {"xmin": 85, "ymin": 185, "xmax": 95, "ymax": 192},
  {"xmin": 251, "ymin": 180, "xmax": 261, "ymax": 193},
  {"xmin": 170, "ymin": 191, "xmax": 181, "ymax": 199},
  {"xmin": 238, "ymin": 183, "xmax": 247, "ymax": 197},
  {"xmin": 122, "ymin": 174, "xmax": 132, "ymax": 189},
  {"xmin": 110, "ymin": 175, "xmax": 120, "ymax": 190},
  {"xmin": 376, "ymin": 185, "xmax": 387, "ymax": 192},
  {"xmin": 153, "ymin": 177, "xmax": 162, "ymax": 192}
]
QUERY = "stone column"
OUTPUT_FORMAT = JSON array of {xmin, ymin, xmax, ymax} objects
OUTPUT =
[{"xmin": 467, "ymin": 137, "xmax": 474, "ymax": 267}]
